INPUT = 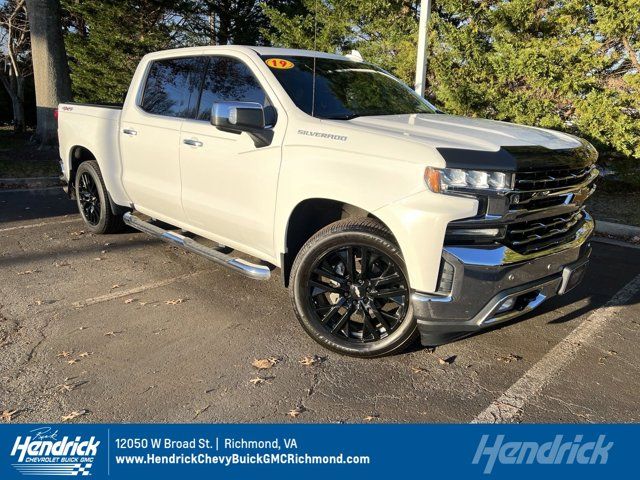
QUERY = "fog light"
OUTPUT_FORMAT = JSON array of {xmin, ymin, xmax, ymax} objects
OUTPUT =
[{"xmin": 497, "ymin": 297, "xmax": 516, "ymax": 313}]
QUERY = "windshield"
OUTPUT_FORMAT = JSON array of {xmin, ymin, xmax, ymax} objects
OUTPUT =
[{"xmin": 260, "ymin": 55, "xmax": 436, "ymax": 119}]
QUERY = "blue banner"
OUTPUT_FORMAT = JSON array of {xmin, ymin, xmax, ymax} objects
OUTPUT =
[{"xmin": 0, "ymin": 424, "xmax": 632, "ymax": 479}]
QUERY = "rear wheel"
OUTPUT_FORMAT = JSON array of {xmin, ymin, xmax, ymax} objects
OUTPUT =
[
  {"xmin": 290, "ymin": 218, "xmax": 417, "ymax": 358},
  {"xmin": 75, "ymin": 160, "xmax": 124, "ymax": 234}
]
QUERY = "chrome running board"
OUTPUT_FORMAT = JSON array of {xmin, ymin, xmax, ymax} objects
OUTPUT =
[{"xmin": 123, "ymin": 212, "xmax": 271, "ymax": 281}]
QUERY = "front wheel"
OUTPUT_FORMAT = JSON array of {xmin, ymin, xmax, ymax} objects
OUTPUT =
[{"xmin": 290, "ymin": 218, "xmax": 418, "ymax": 358}]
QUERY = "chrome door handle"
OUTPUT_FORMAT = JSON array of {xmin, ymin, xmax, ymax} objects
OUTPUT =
[
  {"xmin": 183, "ymin": 139, "xmax": 203, "ymax": 147},
  {"xmin": 122, "ymin": 128, "xmax": 138, "ymax": 136}
]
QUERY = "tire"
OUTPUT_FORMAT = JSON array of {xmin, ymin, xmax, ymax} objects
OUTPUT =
[
  {"xmin": 75, "ymin": 160, "xmax": 124, "ymax": 234},
  {"xmin": 290, "ymin": 217, "xmax": 418, "ymax": 358}
]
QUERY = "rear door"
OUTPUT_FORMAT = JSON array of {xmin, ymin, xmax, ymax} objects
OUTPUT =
[
  {"xmin": 120, "ymin": 56, "xmax": 205, "ymax": 222},
  {"xmin": 179, "ymin": 55, "xmax": 285, "ymax": 259}
]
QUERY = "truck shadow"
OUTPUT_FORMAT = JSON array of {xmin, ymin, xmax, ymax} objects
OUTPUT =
[{"xmin": 0, "ymin": 187, "xmax": 77, "ymax": 223}]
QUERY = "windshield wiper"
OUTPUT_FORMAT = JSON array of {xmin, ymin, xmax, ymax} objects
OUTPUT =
[{"xmin": 323, "ymin": 113, "xmax": 361, "ymax": 120}]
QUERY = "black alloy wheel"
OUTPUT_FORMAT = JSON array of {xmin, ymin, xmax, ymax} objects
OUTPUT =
[
  {"xmin": 307, "ymin": 244, "xmax": 409, "ymax": 343},
  {"xmin": 290, "ymin": 217, "xmax": 418, "ymax": 358},
  {"xmin": 74, "ymin": 160, "xmax": 125, "ymax": 234},
  {"xmin": 78, "ymin": 171, "xmax": 101, "ymax": 226}
]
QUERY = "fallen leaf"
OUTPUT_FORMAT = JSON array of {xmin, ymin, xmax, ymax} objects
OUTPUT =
[
  {"xmin": 17, "ymin": 270, "xmax": 36, "ymax": 275},
  {"xmin": 438, "ymin": 355, "xmax": 456, "ymax": 365},
  {"xmin": 104, "ymin": 331, "xmax": 119, "ymax": 337},
  {"xmin": 78, "ymin": 352, "xmax": 92, "ymax": 358},
  {"xmin": 61, "ymin": 410, "xmax": 87, "ymax": 422},
  {"xmin": 35, "ymin": 300, "xmax": 43, "ymax": 306},
  {"xmin": 287, "ymin": 406, "xmax": 306, "ymax": 418},
  {"xmin": 249, "ymin": 377, "xmax": 266, "ymax": 385},
  {"xmin": 57, "ymin": 351, "xmax": 72, "ymax": 358},
  {"xmin": 1, "ymin": 409, "xmax": 19, "ymax": 422},
  {"xmin": 57, "ymin": 383, "xmax": 75, "ymax": 393},
  {"xmin": 124, "ymin": 298, "xmax": 134, "ymax": 304},
  {"xmin": 252, "ymin": 357, "xmax": 278, "ymax": 370},
  {"xmin": 93, "ymin": 257, "xmax": 102, "ymax": 261},
  {"xmin": 67, "ymin": 359, "xmax": 79, "ymax": 365},
  {"xmin": 193, "ymin": 405, "xmax": 210, "ymax": 420},
  {"xmin": 364, "ymin": 414, "xmax": 380, "ymax": 422},
  {"xmin": 165, "ymin": 298, "xmax": 185, "ymax": 305},
  {"xmin": 411, "ymin": 366, "xmax": 428, "ymax": 374},
  {"xmin": 496, "ymin": 353, "xmax": 523, "ymax": 364},
  {"xmin": 299, "ymin": 355, "xmax": 324, "ymax": 367},
  {"xmin": 111, "ymin": 284, "xmax": 121, "ymax": 289}
]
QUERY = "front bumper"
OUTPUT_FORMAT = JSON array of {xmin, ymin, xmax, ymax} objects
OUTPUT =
[{"xmin": 412, "ymin": 214, "xmax": 594, "ymax": 345}]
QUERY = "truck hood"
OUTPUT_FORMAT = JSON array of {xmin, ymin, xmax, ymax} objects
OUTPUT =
[
  {"xmin": 347, "ymin": 114, "xmax": 582, "ymax": 152},
  {"xmin": 340, "ymin": 113, "xmax": 595, "ymax": 170}
]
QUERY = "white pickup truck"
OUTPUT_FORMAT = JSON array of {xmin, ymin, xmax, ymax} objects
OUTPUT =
[{"xmin": 58, "ymin": 46, "xmax": 597, "ymax": 357}]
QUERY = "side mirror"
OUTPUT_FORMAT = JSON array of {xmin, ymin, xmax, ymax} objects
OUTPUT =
[
  {"xmin": 211, "ymin": 101, "xmax": 274, "ymax": 148},
  {"xmin": 211, "ymin": 101, "xmax": 265, "ymax": 131}
]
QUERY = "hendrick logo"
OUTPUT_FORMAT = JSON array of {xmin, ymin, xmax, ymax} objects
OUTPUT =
[
  {"xmin": 10, "ymin": 427, "xmax": 100, "ymax": 476},
  {"xmin": 472, "ymin": 434, "xmax": 613, "ymax": 474}
]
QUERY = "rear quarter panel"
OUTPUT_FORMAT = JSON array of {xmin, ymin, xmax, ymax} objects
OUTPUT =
[{"xmin": 58, "ymin": 104, "xmax": 130, "ymax": 206}]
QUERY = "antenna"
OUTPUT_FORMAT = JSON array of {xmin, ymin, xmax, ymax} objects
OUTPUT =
[{"xmin": 311, "ymin": 0, "xmax": 318, "ymax": 117}]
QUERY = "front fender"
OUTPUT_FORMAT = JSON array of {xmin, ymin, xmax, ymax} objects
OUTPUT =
[{"xmin": 373, "ymin": 190, "xmax": 478, "ymax": 293}]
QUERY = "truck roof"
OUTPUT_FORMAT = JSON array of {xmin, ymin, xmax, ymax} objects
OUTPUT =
[{"xmin": 143, "ymin": 45, "xmax": 348, "ymax": 61}]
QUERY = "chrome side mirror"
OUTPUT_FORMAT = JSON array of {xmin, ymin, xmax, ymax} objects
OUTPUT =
[
  {"xmin": 210, "ymin": 101, "xmax": 273, "ymax": 148},
  {"xmin": 211, "ymin": 101, "xmax": 265, "ymax": 131}
]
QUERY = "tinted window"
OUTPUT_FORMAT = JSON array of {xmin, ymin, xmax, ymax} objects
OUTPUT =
[
  {"xmin": 197, "ymin": 57, "xmax": 268, "ymax": 120},
  {"xmin": 141, "ymin": 57, "xmax": 204, "ymax": 118},
  {"xmin": 261, "ymin": 56, "xmax": 435, "ymax": 119}
]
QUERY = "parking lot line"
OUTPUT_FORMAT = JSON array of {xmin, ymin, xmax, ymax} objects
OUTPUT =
[
  {"xmin": 0, "ymin": 217, "xmax": 80, "ymax": 233},
  {"xmin": 472, "ymin": 272, "xmax": 640, "ymax": 424},
  {"xmin": 72, "ymin": 271, "xmax": 204, "ymax": 308}
]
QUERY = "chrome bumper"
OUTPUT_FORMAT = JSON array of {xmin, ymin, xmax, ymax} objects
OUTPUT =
[{"xmin": 412, "ymin": 215, "xmax": 594, "ymax": 344}]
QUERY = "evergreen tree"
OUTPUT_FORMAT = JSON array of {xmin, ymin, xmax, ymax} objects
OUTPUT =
[{"xmin": 63, "ymin": 0, "xmax": 199, "ymax": 103}]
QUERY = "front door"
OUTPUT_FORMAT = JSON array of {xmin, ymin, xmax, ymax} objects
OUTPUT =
[{"xmin": 179, "ymin": 55, "xmax": 285, "ymax": 260}]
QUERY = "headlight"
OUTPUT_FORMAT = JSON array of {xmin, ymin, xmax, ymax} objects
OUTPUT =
[{"xmin": 425, "ymin": 167, "xmax": 514, "ymax": 194}]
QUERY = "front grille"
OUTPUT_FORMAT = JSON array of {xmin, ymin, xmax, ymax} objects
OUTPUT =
[
  {"xmin": 505, "ymin": 210, "xmax": 586, "ymax": 254},
  {"xmin": 515, "ymin": 165, "xmax": 593, "ymax": 191}
]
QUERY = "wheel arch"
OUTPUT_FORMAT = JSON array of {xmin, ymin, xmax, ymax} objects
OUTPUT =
[
  {"xmin": 68, "ymin": 145, "xmax": 97, "ymax": 196},
  {"xmin": 279, "ymin": 197, "xmax": 397, "ymax": 287},
  {"xmin": 68, "ymin": 146, "xmax": 129, "ymax": 216}
]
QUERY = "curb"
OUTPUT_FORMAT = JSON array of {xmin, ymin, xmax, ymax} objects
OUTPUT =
[
  {"xmin": 0, "ymin": 176, "xmax": 61, "ymax": 189},
  {"xmin": 595, "ymin": 220, "xmax": 640, "ymax": 239}
]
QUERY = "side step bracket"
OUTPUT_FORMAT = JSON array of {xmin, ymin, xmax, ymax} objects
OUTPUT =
[{"xmin": 123, "ymin": 212, "xmax": 271, "ymax": 281}]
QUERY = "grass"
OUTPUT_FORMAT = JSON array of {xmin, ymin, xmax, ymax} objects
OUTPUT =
[{"xmin": 0, "ymin": 126, "xmax": 60, "ymax": 178}]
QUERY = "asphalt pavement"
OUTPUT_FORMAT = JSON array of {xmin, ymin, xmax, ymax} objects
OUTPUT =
[{"xmin": 1, "ymin": 187, "xmax": 639, "ymax": 423}]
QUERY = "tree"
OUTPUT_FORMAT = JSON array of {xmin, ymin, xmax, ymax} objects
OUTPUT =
[
  {"xmin": 61, "ymin": 0, "xmax": 303, "ymax": 104},
  {"xmin": 428, "ymin": 0, "xmax": 639, "ymax": 183},
  {"xmin": 63, "ymin": 0, "xmax": 200, "ymax": 103},
  {"xmin": 263, "ymin": 0, "xmax": 419, "ymax": 81},
  {"xmin": 26, "ymin": 0, "xmax": 72, "ymax": 145},
  {"xmin": 0, "ymin": 0, "xmax": 30, "ymax": 132},
  {"xmin": 202, "ymin": 1, "xmax": 268, "ymax": 45}
]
